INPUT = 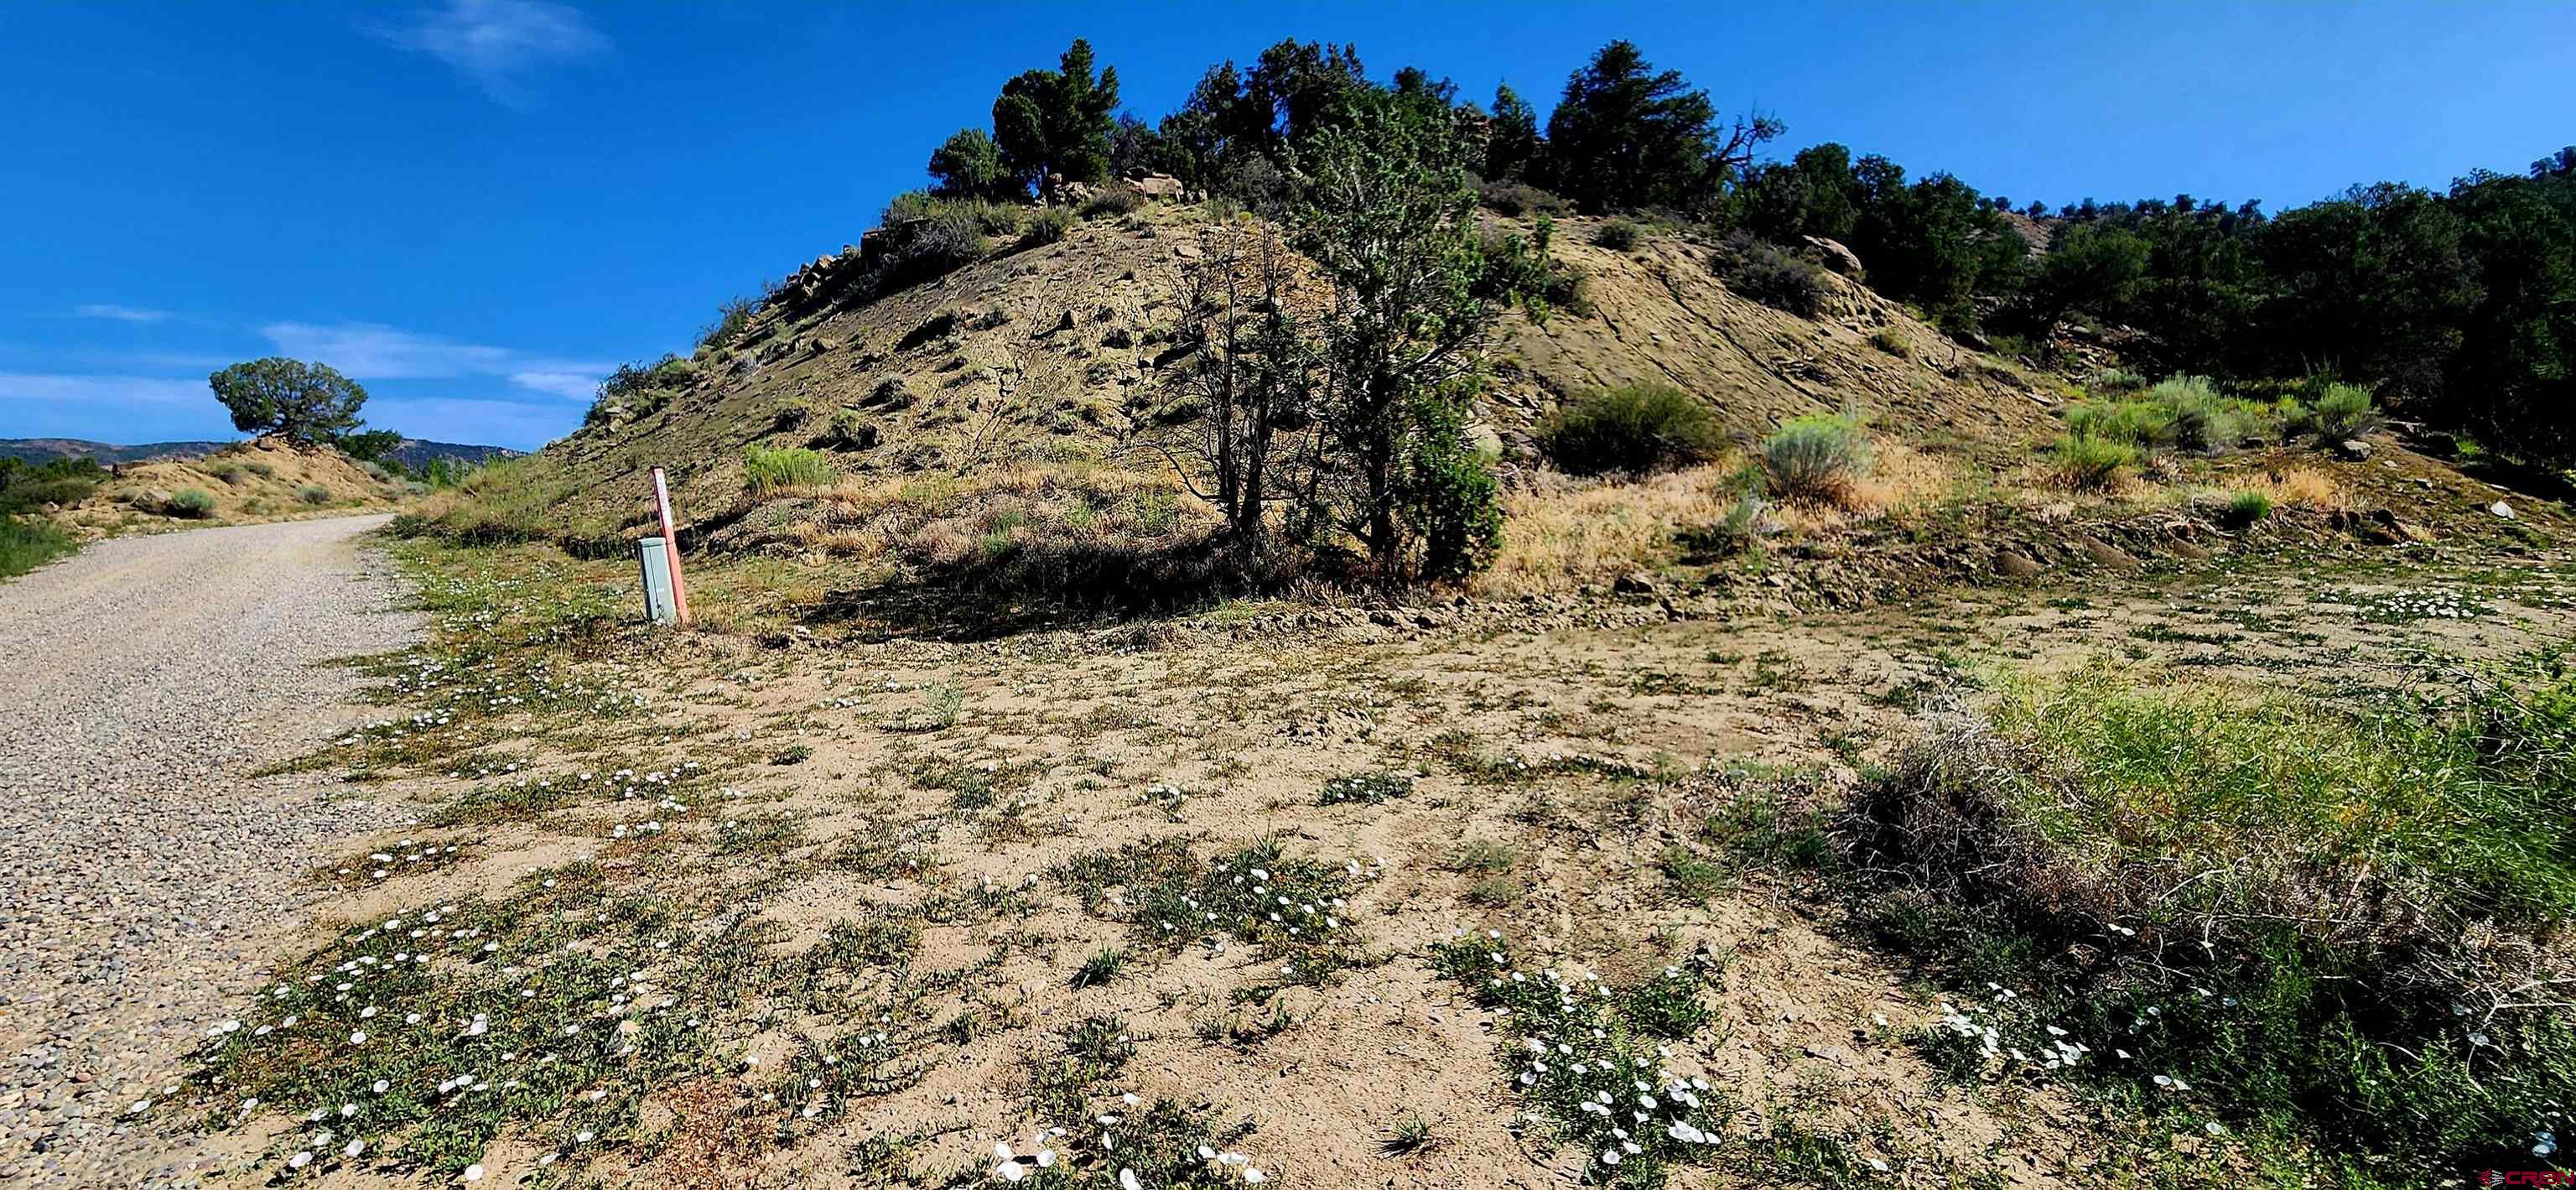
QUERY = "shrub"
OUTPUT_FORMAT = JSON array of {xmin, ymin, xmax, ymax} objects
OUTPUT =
[
  {"xmin": 589, "ymin": 354, "xmax": 695, "ymax": 427},
  {"xmin": 1712, "ymin": 492, "xmax": 1780, "ymax": 553},
  {"xmin": 2222, "ymin": 489, "xmax": 2272, "ymax": 526},
  {"xmin": 820, "ymin": 408, "xmax": 880, "ymax": 450},
  {"xmin": 2089, "ymin": 366, "xmax": 2148, "ymax": 392},
  {"xmin": 1869, "ymin": 329, "xmax": 1911, "ymax": 357},
  {"xmin": 0, "ymin": 475, "xmax": 95, "ymax": 514},
  {"xmin": 1477, "ymin": 179, "xmax": 1570, "ymax": 218},
  {"xmin": 743, "ymin": 445, "xmax": 833, "ymax": 496},
  {"xmin": 2049, "ymin": 433, "xmax": 2137, "ymax": 491},
  {"xmin": 870, "ymin": 193, "xmax": 995, "ymax": 292},
  {"xmin": 2064, "ymin": 398, "xmax": 2173, "ymax": 447},
  {"xmin": 698, "ymin": 294, "xmax": 759, "ymax": 351},
  {"xmin": 359, "ymin": 460, "xmax": 392, "ymax": 483},
  {"xmin": 1715, "ymin": 231, "xmax": 1827, "ymax": 317},
  {"xmin": 1536, "ymin": 383, "xmax": 1723, "ymax": 475},
  {"xmin": 1542, "ymin": 262, "xmax": 1593, "ymax": 317},
  {"xmin": 1845, "ymin": 657, "xmax": 2576, "ymax": 1176},
  {"xmin": 1759, "ymin": 413, "xmax": 1872, "ymax": 504},
  {"xmin": 203, "ymin": 460, "xmax": 247, "ymax": 485},
  {"xmin": 244, "ymin": 461, "xmax": 275, "ymax": 479},
  {"xmin": 0, "ymin": 455, "xmax": 104, "ymax": 514},
  {"xmin": 1021, "ymin": 206, "xmax": 1074, "ymax": 247},
  {"xmin": 1078, "ymin": 188, "xmax": 1140, "ymax": 219},
  {"xmin": 2306, "ymin": 380, "xmax": 2380, "ymax": 441},
  {"xmin": 296, "ymin": 484, "xmax": 331, "ymax": 505},
  {"xmin": 169, "ymin": 487, "xmax": 217, "ymax": 517},
  {"xmin": 1591, "ymin": 219, "xmax": 1640, "ymax": 251},
  {"xmin": 2141, "ymin": 374, "xmax": 2236, "ymax": 451}
]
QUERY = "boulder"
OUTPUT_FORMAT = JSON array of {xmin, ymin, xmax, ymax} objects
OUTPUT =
[
  {"xmin": 1992, "ymin": 551, "xmax": 2043, "ymax": 579},
  {"xmin": 1802, "ymin": 236, "xmax": 1866, "ymax": 278},
  {"xmin": 2492, "ymin": 501, "xmax": 2517, "ymax": 520},
  {"xmin": 2079, "ymin": 537, "xmax": 2142, "ymax": 571},
  {"xmin": 1132, "ymin": 173, "xmax": 1185, "ymax": 200},
  {"xmin": 2335, "ymin": 439, "xmax": 2375, "ymax": 462},
  {"xmin": 1613, "ymin": 571, "xmax": 1664, "ymax": 598}
]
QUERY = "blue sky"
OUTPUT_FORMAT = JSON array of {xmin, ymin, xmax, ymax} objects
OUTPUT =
[{"xmin": 3, "ymin": 1, "xmax": 2568, "ymax": 450}]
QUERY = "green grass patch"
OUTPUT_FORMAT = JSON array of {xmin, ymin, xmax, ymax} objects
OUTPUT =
[
  {"xmin": 0, "ymin": 516, "xmax": 77, "ymax": 579},
  {"xmin": 1843, "ymin": 653, "xmax": 2576, "ymax": 1182}
]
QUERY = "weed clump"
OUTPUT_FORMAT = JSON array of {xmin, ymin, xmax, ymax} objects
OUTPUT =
[
  {"xmin": 2047, "ymin": 433, "xmax": 2137, "ymax": 491},
  {"xmin": 1318, "ymin": 771, "xmax": 1415, "ymax": 807},
  {"xmin": 1431, "ymin": 935, "xmax": 1728, "ymax": 1182},
  {"xmin": 2222, "ymin": 489, "xmax": 2272, "ymax": 526},
  {"xmin": 742, "ymin": 445, "xmax": 832, "ymax": 496}
]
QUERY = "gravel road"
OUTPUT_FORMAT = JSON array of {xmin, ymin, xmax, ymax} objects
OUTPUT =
[{"xmin": 0, "ymin": 517, "xmax": 422, "ymax": 1186}]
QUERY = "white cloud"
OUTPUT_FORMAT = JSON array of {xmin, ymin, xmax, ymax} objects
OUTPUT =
[
  {"xmin": 366, "ymin": 397, "xmax": 577, "ymax": 451},
  {"xmin": 70, "ymin": 304, "xmax": 174, "ymax": 324},
  {"xmin": 506, "ymin": 370, "xmax": 600, "ymax": 400},
  {"xmin": 371, "ymin": 0, "xmax": 609, "ymax": 108},
  {"xmin": 259, "ymin": 321, "xmax": 603, "ymax": 401},
  {"xmin": 0, "ymin": 372, "xmax": 206, "ymax": 406}
]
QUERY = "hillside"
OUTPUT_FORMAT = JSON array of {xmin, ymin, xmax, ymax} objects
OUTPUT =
[
  {"xmin": 34, "ymin": 437, "xmax": 407, "ymax": 538},
  {"xmin": 457, "ymin": 201, "xmax": 2051, "ymax": 551}
]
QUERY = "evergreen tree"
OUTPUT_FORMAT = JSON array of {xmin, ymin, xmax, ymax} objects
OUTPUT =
[{"xmin": 1483, "ymin": 84, "xmax": 1542, "ymax": 182}]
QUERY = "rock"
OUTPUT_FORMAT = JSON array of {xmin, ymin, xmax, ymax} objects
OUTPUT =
[
  {"xmin": 1172, "ymin": 242, "xmax": 1202, "ymax": 260},
  {"xmin": 1801, "ymin": 236, "xmax": 1866, "ymax": 278},
  {"xmin": 1613, "ymin": 572, "xmax": 1663, "ymax": 598},
  {"xmin": 41, "ymin": 502, "xmax": 60, "ymax": 515},
  {"xmin": 1131, "ymin": 173, "xmax": 1185, "ymax": 200},
  {"xmin": 2079, "ymin": 537, "xmax": 2141, "ymax": 571},
  {"xmin": 2166, "ymin": 538, "xmax": 2213, "ymax": 560},
  {"xmin": 1992, "ymin": 551, "xmax": 2043, "ymax": 579},
  {"xmin": 2492, "ymin": 501, "xmax": 2516, "ymax": 519},
  {"xmin": 2367, "ymin": 508, "xmax": 2433, "ymax": 543},
  {"xmin": 2335, "ymin": 439, "xmax": 2375, "ymax": 461}
]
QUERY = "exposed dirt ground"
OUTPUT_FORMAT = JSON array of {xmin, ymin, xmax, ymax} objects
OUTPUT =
[{"xmin": 103, "ymin": 531, "xmax": 2576, "ymax": 1188}]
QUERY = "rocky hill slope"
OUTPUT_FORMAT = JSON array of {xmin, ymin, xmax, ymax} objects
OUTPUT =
[
  {"xmin": 40, "ymin": 437, "xmax": 406, "ymax": 536},
  {"xmin": 510, "ymin": 200, "xmax": 2055, "ymax": 543}
]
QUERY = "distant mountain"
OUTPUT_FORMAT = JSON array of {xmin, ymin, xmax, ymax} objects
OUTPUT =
[
  {"xmin": 0, "ymin": 438, "xmax": 231, "ymax": 464},
  {"xmin": 0, "ymin": 437, "xmax": 521, "ymax": 470},
  {"xmin": 379, "ymin": 439, "xmax": 523, "ymax": 471}
]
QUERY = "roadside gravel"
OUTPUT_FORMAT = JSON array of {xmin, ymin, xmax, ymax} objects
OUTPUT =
[{"xmin": 0, "ymin": 516, "xmax": 421, "ymax": 1186}]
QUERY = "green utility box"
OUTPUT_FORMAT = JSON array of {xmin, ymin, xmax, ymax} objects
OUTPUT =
[{"xmin": 637, "ymin": 537, "xmax": 679, "ymax": 625}]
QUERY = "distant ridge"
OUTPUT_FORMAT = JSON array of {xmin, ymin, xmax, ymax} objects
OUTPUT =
[{"xmin": 0, "ymin": 437, "xmax": 521, "ymax": 470}]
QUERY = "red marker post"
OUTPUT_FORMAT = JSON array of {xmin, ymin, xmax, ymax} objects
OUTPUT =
[{"xmin": 651, "ymin": 467, "xmax": 692, "ymax": 626}]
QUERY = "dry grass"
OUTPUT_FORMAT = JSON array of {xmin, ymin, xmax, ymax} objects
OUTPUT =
[
  {"xmin": 2227, "ymin": 465, "xmax": 2348, "ymax": 512},
  {"xmin": 1475, "ymin": 463, "xmax": 1737, "ymax": 596},
  {"xmin": 1771, "ymin": 441, "xmax": 1955, "ymax": 534},
  {"xmin": 739, "ymin": 462, "xmax": 1248, "ymax": 608}
]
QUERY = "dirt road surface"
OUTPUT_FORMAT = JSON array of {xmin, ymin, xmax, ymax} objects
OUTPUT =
[{"xmin": 0, "ymin": 517, "xmax": 419, "ymax": 1186}]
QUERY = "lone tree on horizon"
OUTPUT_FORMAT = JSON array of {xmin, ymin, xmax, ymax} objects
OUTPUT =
[{"xmin": 207, "ymin": 357, "xmax": 369, "ymax": 444}]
